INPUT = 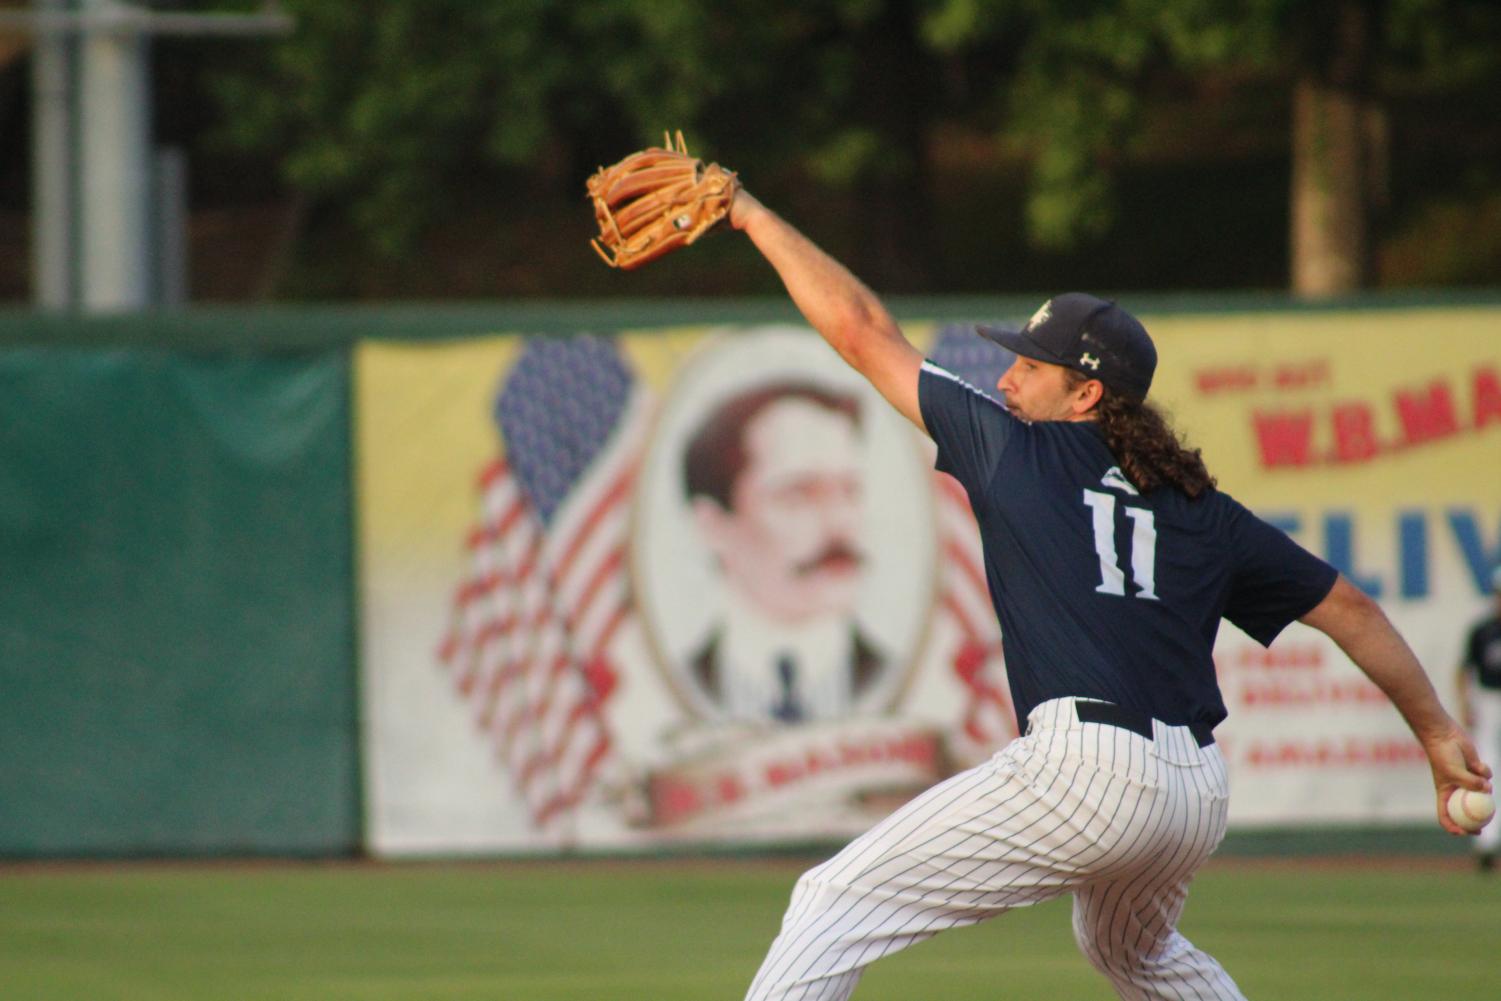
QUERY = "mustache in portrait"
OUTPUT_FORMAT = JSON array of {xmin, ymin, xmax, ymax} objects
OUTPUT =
[{"xmin": 794, "ymin": 541, "xmax": 864, "ymax": 577}]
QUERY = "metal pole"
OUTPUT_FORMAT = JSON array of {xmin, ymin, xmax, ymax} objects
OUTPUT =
[
  {"xmin": 78, "ymin": 0, "xmax": 151, "ymax": 312},
  {"xmin": 154, "ymin": 145, "xmax": 188, "ymax": 306},
  {"xmin": 29, "ymin": 0, "xmax": 78, "ymax": 309},
  {"xmin": 6, "ymin": 2, "xmax": 293, "ymax": 312}
]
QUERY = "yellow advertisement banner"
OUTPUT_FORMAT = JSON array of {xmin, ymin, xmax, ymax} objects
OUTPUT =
[
  {"xmin": 357, "ymin": 305, "xmax": 1501, "ymax": 853},
  {"xmin": 1149, "ymin": 307, "xmax": 1500, "ymax": 824}
]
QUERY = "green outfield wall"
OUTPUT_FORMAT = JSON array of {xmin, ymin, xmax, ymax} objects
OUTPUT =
[
  {"xmin": 1, "ymin": 292, "xmax": 1497, "ymax": 858},
  {"xmin": 0, "ymin": 344, "xmax": 357, "ymax": 856}
]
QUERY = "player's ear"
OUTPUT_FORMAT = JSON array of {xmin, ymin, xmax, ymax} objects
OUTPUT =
[{"xmin": 1071, "ymin": 377, "xmax": 1104, "ymax": 414}]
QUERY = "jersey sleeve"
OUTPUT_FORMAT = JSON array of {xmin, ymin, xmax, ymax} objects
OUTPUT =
[
  {"xmin": 1221, "ymin": 499, "xmax": 1339, "ymax": 647},
  {"xmin": 918, "ymin": 362, "xmax": 1016, "ymax": 496}
]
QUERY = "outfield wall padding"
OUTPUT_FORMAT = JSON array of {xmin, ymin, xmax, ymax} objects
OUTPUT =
[
  {"xmin": 0, "ymin": 347, "xmax": 358, "ymax": 855},
  {"xmin": 1, "ymin": 293, "xmax": 1498, "ymax": 858}
]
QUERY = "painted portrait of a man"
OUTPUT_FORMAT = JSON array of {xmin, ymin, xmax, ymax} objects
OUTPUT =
[
  {"xmin": 680, "ymin": 380, "xmax": 886, "ymax": 723},
  {"xmin": 629, "ymin": 328, "xmax": 936, "ymax": 732}
]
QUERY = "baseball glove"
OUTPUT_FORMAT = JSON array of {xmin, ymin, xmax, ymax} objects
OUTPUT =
[{"xmin": 586, "ymin": 131, "xmax": 739, "ymax": 270}]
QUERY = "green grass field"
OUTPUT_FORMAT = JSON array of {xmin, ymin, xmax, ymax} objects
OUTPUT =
[{"xmin": 3, "ymin": 856, "xmax": 1498, "ymax": 1000}]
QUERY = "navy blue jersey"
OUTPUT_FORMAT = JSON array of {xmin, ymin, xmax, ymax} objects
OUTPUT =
[
  {"xmin": 1464, "ymin": 616, "xmax": 1501, "ymax": 690},
  {"xmin": 919, "ymin": 362, "xmax": 1338, "ymax": 731}
]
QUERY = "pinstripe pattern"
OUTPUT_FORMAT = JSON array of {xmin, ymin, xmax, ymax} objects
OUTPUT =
[
  {"xmin": 745, "ymin": 698, "xmax": 1244, "ymax": 1001},
  {"xmin": 1473, "ymin": 689, "xmax": 1501, "ymax": 854}
]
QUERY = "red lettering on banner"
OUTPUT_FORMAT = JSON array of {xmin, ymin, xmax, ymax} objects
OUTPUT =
[
  {"xmin": 1244, "ymin": 738, "xmax": 1428, "ymax": 768},
  {"xmin": 1238, "ymin": 679, "xmax": 1390, "ymax": 707},
  {"xmin": 765, "ymin": 761, "xmax": 797, "ymax": 788},
  {"xmin": 1395, "ymin": 381, "xmax": 1461, "ymax": 445},
  {"xmin": 652, "ymin": 776, "xmax": 703, "ymax": 823},
  {"xmin": 895, "ymin": 734, "xmax": 937, "ymax": 768},
  {"xmin": 1222, "ymin": 644, "xmax": 1325, "ymax": 671},
  {"xmin": 716, "ymin": 774, "xmax": 746, "ymax": 804},
  {"xmin": 1330, "ymin": 402, "xmax": 1380, "ymax": 463},
  {"xmin": 648, "ymin": 730, "xmax": 944, "ymax": 827},
  {"xmin": 1196, "ymin": 367, "xmax": 1259, "ymax": 394},
  {"xmin": 1474, "ymin": 367, "xmax": 1501, "ymax": 429},
  {"xmin": 1273, "ymin": 360, "xmax": 1330, "ymax": 389},
  {"xmin": 762, "ymin": 735, "xmax": 937, "ymax": 790},
  {"xmin": 650, "ymin": 769, "xmax": 754, "ymax": 824},
  {"xmin": 1194, "ymin": 360, "xmax": 1332, "ymax": 396},
  {"xmin": 1252, "ymin": 409, "xmax": 1315, "ymax": 467},
  {"xmin": 805, "ymin": 748, "xmax": 831, "ymax": 776},
  {"xmin": 1251, "ymin": 366, "xmax": 1500, "ymax": 469}
]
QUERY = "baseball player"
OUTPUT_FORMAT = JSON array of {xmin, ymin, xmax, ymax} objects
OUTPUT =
[
  {"xmin": 1457, "ymin": 566, "xmax": 1501, "ymax": 871},
  {"xmin": 722, "ymin": 189, "xmax": 1493, "ymax": 1001}
]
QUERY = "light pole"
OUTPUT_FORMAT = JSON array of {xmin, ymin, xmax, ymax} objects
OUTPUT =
[{"xmin": 0, "ymin": 1, "xmax": 293, "ymax": 312}]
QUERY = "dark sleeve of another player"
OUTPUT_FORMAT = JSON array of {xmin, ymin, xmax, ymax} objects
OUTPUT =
[
  {"xmin": 917, "ymin": 362, "xmax": 1016, "ymax": 499},
  {"xmin": 1221, "ymin": 499, "xmax": 1340, "ymax": 647}
]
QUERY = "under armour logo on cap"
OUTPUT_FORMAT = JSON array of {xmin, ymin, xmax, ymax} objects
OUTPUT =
[{"xmin": 974, "ymin": 293, "xmax": 1158, "ymax": 401}]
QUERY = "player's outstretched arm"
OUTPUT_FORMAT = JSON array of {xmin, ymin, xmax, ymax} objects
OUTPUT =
[
  {"xmin": 730, "ymin": 190, "xmax": 926, "ymax": 432},
  {"xmin": 1300, "ymin": 575, "xmax": 1494, "ymax": 834}
]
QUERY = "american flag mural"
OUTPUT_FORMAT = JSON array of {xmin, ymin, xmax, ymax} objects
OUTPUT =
[
  {"xmin": 927, "ymin": 325, "xmax": 1018, "ymax": 753},
  {"xmin": 437, "ymin": 336, "xmax": 652, "ymax": 835},
  {"xmin": 393, "ymin": 322, "xmax": 1025, "ymax": 847}
]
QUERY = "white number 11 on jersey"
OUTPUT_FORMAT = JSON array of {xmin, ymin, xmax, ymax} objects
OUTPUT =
[{"xmin": 1083, "ymin": 488, "xmax": 1159, "ymax": 600}]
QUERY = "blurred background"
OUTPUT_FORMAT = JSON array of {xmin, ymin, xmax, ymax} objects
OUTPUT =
[
  {"xmin": 3, "ymin": 6, "xmax": 1501, "ymax": 999},
  {"xmin": 1, "ymin": 0, "xmax": 1499, "ymax": 307}
]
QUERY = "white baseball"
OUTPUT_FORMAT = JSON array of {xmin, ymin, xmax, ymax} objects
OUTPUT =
[{"xmin": 1447, "ymin": 789, "xmax": 1496, "ymax": 833}]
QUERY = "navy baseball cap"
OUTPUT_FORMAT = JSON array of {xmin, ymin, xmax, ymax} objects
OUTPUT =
[{"xmin": 976, "ymin": 293, "xmax": 1157, "ymax": 402}]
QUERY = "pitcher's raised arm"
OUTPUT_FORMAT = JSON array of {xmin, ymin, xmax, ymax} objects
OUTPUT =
[{"xmin": 731, "ymin": 191, "xmax": 926, "ymax": 433}]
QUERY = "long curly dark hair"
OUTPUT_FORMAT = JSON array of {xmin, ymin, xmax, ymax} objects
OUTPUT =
[{"xmin": 1067, "ymin": 372, "xmax": 1217, "ymax": 498}]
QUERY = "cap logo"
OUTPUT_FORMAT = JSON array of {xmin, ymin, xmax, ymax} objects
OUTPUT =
[
  {"xmin": 1080, "ymin": 352, "xmax": 1101, "ymax": 370},
  {"xmin": 1028, "ymin": 302, "xmax": 1053, "ymax": 329}
]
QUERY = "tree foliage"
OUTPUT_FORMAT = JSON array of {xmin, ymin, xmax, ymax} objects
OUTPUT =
[
  {"xmin": 211, "ymin": 2, "xmax": 729, "ymax": 253},
  {"xmin": 207, "ymin": 0, "xmax": 1501, "ymax": 281}
]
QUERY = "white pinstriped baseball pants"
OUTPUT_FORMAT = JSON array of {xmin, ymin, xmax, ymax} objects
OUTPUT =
[
  {"xmin": 744, "ymin": 697, "xmax": 1246, "ymax": 1001},
  {"xmin": 1474, "ymin": 688, "xmax": 1501, "ymax": 854}
]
